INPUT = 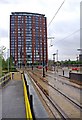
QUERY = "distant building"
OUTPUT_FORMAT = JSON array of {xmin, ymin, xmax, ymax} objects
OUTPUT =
[{"xmin": 10, "ymin": 12, "xmax": 48, "ymax": 67}]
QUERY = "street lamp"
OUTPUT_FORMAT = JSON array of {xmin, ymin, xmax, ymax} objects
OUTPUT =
[
  {"xmin": 42, "ymin": 37, "xmax": 45, "ymax": 77},
  {"xmin": 7, "ymin": 49, "xmax": 10, "ymax": 72},
  {"xmin": 56, "ymin": 50, "xmax": 58, "ymax": 72},
  {"xmin": 53, "ymin": 53, "xmax": 56, "ymax": 71},
  {"xmin": 48, "ymin": 37, "xmax": 55, "ymax": 47}
]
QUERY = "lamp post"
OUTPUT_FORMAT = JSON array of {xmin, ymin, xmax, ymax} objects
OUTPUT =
[
  {"xmin": 7, "ymin": 49, "xmax": 10, "ymax": 72},
  {"xmin": 76, "ymin": 55, "xmax": 79, "ymax": 67},
  {"xmin": 42, "ymin": 37, "xmax": 45, "ymax": 77},
  {"xmin": 48, "ymin": 37, "xmax": 55, "ymax": 47},
  {"xmin": 53, "ymin": 53, "xmax": 56, "ymax": 71},
  {"xmin": 56, "ymin": 50, "xmax": 58, "ymax": 72}
]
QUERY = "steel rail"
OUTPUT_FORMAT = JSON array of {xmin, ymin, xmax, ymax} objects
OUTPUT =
[
  {"xmin": 28, "ymin": 71, "xmax": 70, "ymax": 120},
  {"xmin": 30, "ymin": 70, "xmax": 82, "ymax": 111}
]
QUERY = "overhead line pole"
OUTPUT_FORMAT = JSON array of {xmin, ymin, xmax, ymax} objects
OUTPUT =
[{"xmin": 47, "ymin": 37, "xmax": 55, "ymax": 47}]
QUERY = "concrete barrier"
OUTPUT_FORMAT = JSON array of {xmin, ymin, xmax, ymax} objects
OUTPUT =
[{"xmin": 69, "ymin": 72, "xmax": 82, "ymax": 85}]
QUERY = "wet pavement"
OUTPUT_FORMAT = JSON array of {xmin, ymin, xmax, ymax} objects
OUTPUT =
[
  {"xmin": 2, "ymin": 80, "xmax": 26, "ymax": 118},
  {"xmin": 46, "ymin": 71, "xmax": 81, "ymax": 104}
]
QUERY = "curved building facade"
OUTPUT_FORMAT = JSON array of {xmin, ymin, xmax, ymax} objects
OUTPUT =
[{"xmin": 10, "ymin": 12, "xmax": 48, "ymax": 67}]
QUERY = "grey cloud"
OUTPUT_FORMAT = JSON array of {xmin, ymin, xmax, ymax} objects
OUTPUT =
[
  {"xmin": 48, "ymin": 16, "xmax": 80, "ymax": 60},
  {"xmin": 0, "ymin": 0, "xmax": 27, "ymax": 4},
  {"xmin": 54, "ymin": 33, "xmax": 80, "ymax": 60},
  {"xmin": 0, "ymin": 0, "xmax": 9, "ymax": 4},
  {"xmin": 49, "ymin": 18, "xmax": 80, "ymax": 36},
  {"xmin": 0, "ymin": 0, "xmax": 18, "ymax": 4},
  {"xmin": 56, "ymin": 33, "xmax": 79, "ymax": 47},
  {"xmin": 0, "ymin": 29, "xmax": 8, "ymax": 38},
  {"xmin": 65, "ymin": 0, "xmax": 80, "ymax": 12}
]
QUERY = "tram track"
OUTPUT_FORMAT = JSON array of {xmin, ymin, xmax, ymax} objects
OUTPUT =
[
  {"xmin": 48, "ymin": 82, "xmax": 82, "ymax": 111},
  {"xmin": 27, "ymin": 72, "xmax": 70, "ymax": 119},
  {"xmin": 35, "ymin": 68, "xmax": 81, "ymax": 89},
  {"xmin": 46, "ymin": 72, "xmax": 81, "ymax": 89},
  {"xmin": 27, "ymin": 69, "xmax": 81, "ymax": 118},
  {"xmin": 31, "ymin": 69, "xmax": 81, "ymax": 109}
]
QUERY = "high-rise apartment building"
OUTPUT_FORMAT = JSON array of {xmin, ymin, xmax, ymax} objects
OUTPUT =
[{"xmin": 10, "ymin": 12, "xmax": 48, "ymax": 67}]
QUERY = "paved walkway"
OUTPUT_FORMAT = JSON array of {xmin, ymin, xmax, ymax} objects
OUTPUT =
[{"xmin": 2, "ymin": 80, "xmax": 26, "ymax": 118}]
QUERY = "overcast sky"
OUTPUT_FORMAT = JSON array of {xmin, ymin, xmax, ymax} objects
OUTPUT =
[{"xmin": 0, "ymin": 0, "xmax": 81, "ymax": 61}]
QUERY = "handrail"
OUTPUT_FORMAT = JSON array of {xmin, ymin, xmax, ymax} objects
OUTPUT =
[
  {"xmin": 0, "ymin": 73, "xmax": 11, "ymax": 87},
  {"xmin": 22, "ymin": 73, "xmax": 33, "ymax": 119}
]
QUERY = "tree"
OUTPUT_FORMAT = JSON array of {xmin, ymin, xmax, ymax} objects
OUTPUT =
[
  {"xmin": 2, "ymin": 58, "xmax": 7, "ymax": 70},
  {"xmin": 0, "ymin": 46, "xmax": 6, "ymax": 76},
  {"xmin": 6, "ymin": 56, "xmax": 15, "ymax": 71}
]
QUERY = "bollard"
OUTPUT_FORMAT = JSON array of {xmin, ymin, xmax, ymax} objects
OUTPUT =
[
  {"xmin": 30, "ymin": 95, "xmax": 35, "ymax": 119},
  {"xmin": 24, "ymin": 75, "xmax": 26, "ymax": 81},
  {"xmin": 69, "ymin": 70, "xmax": 71, "ymax": 79},
  {"xmin": 12, "ymin": 73, "xmax": 14, "ymax": 79},
  {"xmin": 30, "ymin": 95, "xmax": 33, "ymax": 111},
  {"xmin": 27, "ymin": 85, "xmax": 29, "ymax": 100},
  {"xmin": 24, "ymin": 77, "xmax": 27, "ymax": 86},
  {"xmin": 24, "ymin": 74, "xmax": 27, "ymax": 86},
  {"xmin": 63, "ymin": 70, "xmax": 64, "ymax": 76},
  {"xmin": 54, "ymin": 67, "xmax": 55, "ymax": 71},
  {"xmin": 23, "ymin": 73, "xmax": 30, "ymax": 99},
  {"xmin": 23, "ymin": 71, "xmax": 24, "ymax": 74},
  {"xmin": 32, "ymin": 66, "xmax": 33, "ymax": 70}
]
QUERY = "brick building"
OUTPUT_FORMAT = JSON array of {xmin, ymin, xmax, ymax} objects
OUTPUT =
[{"xmin": 10, "ymin": 12, "xmax": 48, "ymax": 67}]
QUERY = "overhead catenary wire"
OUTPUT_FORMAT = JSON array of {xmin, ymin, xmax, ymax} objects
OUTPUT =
[
  {"xmin": 48, "ymin": 0, "xmax": 65, "ymax": 28},
  {"xmin": 48, "ymin": 28, "xmax": 80, "ymax": 47},
  {"xmin": 49, "ymin": 29, "xmax": 80, "ymax": 47},
  {"xmin": 56, "ymin": 29, "xmax": 80, "ymax": 42},
  {"xmin": 48, "ymin": 0, "xmax": 80, "ymax": 48}
]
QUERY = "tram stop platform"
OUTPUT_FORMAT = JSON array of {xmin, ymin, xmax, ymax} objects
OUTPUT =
[
  {"xmin": 25, "ymin": 73, "xmax": 49, "ymax": 118},
  {"xmin": 1, "ymin": 71, "xmax": 49, "ymax": 119},
  {"xmin": 2, "ymin": 79, "xmax": 26, "ymax": 118}
]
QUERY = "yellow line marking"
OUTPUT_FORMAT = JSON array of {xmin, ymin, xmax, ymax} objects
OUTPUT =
[{"xmin": 22, "ymin": 74, "xmax": 33, "ymax": 119}]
